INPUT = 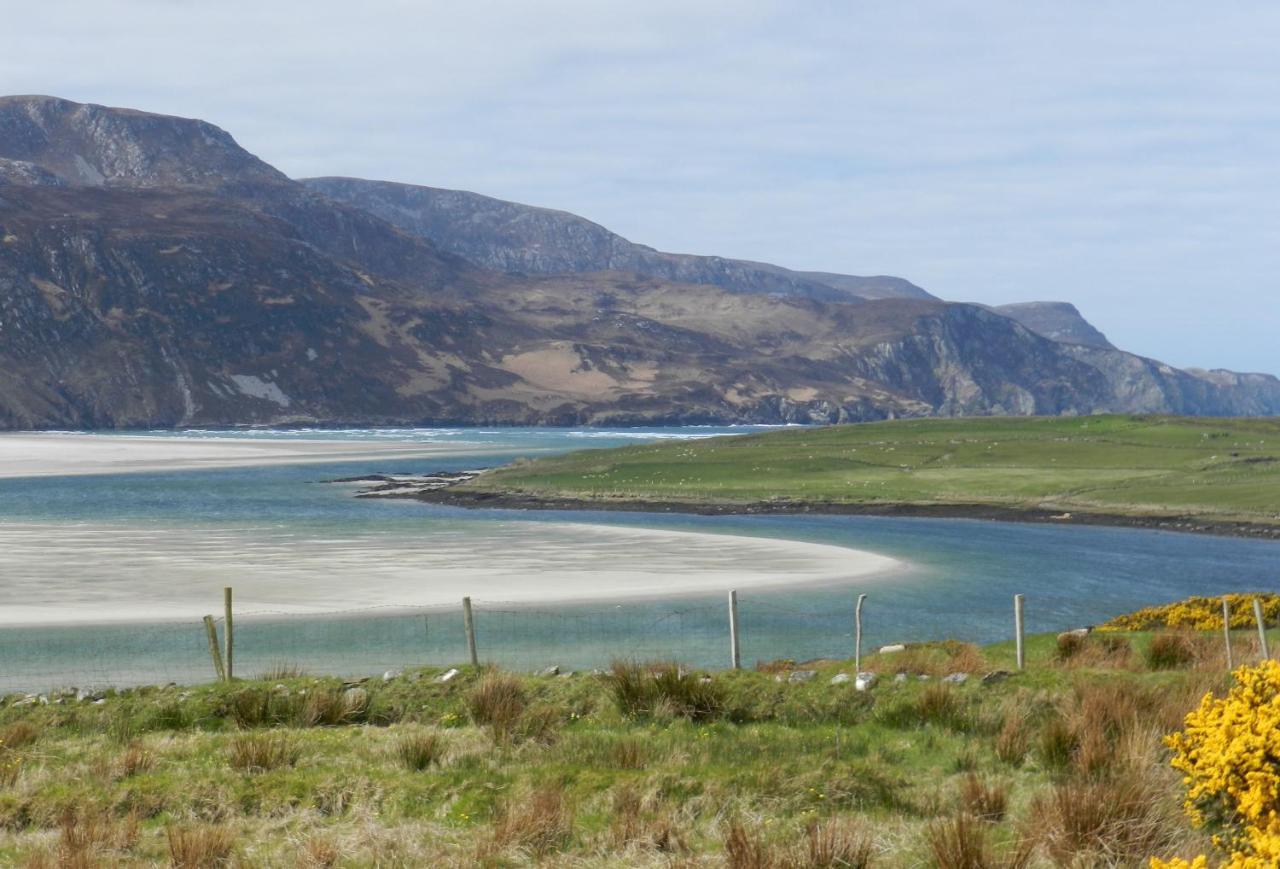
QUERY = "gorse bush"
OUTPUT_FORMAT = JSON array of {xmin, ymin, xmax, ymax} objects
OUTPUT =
[
  {"xmin": 1153, "ymin": 660, "xmax": 1280, "ymax": 868},
  {"xmin": 1102, "ymin": 594, "xmax": 1280, "ymax": 632}
]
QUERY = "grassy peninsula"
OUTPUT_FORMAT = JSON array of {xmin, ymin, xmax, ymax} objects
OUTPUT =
[
  {"xmin": 1, "ymin": 624, "xmax": 1266, "ymax": 867},
  {"xmin": 448, "ymin": 415, "xmax": 1280, "ymax": 535}
]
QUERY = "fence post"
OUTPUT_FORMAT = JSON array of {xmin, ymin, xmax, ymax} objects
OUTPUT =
[
  {"xmin": 203, "ymin": 615, "xmax": 226, "ymax": 682},
  {"xmin": 728, "ymin": 589, "xmax": 741, "ymax": 670},
  {"xmin": 1223, "ymin": 596, "xmax": 1234, "ymax": 671},
  {"xmin": 462, "ymin": 597, "xmax": 479, "ymax": 666},
  {"xmin": 1254, "ymin": 598, "xmax": 1269, "ymax": 661},
  {"xmin": 1014, "ymin": 594, "xmax": 1025, "ymax": 671},
  {"xmin": 223, "ymin": 586, "xmax": 234, "ymax": 681},
  {"xmin": 854, "ymin": 593, "xmax": 866, "ymax": 672}
]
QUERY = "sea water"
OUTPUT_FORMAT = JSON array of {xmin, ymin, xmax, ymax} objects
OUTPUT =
[{"xmin": 0, "ymin": 426, "xmax": 1277, "ymax": 690}]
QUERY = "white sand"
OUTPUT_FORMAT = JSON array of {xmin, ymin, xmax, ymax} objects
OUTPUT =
[
  {"xmin": 0, "ymin": 520, "xmax": 903, "ymax": 625},
  {"xmin": 0, "ymin": 433, "xmax": 508, "ymax": 479}
]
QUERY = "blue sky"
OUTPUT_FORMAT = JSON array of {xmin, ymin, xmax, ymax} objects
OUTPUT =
[{"xmin": 4, "ymin": 1, "xmax": 1278, "ymax": 373}]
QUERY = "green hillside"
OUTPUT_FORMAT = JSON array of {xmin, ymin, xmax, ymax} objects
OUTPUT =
[{"xmin": 463, "ymin": 415, "xmax": 1280, "ymax": 527}]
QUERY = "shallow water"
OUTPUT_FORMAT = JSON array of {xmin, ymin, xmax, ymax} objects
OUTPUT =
[{"xmin": 1, "ymin": 426, "xmax": 1277, "ymax": 690}]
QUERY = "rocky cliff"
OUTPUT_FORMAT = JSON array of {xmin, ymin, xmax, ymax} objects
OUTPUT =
[{"xmin": 0, "ymin": 96, "xmax": 1276, "ymax": 429}]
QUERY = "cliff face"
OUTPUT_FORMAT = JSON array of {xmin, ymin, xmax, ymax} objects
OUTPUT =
[{"xmin": 0, "ymin": 96, "xmax": 1276, "ymax": 430}]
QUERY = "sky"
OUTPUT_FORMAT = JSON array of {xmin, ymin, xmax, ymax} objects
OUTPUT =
[{"xmin": 3, "ymin": 1, "xmax": 1278, "ymax": 373}]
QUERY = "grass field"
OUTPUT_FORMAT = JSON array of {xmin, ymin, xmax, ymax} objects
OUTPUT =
[
  {"xmin": 1, "ymin": 625, "xmax": 1271, "ymax": 867},
  {"xmin": 462, "ymin": 415, "xmax": 1280, "ymax": 526}
]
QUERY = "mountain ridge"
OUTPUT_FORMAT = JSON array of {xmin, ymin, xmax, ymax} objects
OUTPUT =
[{"xmin": 0, "ymin": 95, "xmax": 1275, "ymax": 429}]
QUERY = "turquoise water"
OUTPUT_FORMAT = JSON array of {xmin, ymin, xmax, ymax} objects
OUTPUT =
[{"xmin": 1, "ymin": 426, "xmax": 1277, "ymax": 690}]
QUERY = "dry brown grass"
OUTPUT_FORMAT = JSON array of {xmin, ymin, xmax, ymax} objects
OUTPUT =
[
  {"xmin": 723, "ymin": 818, "xmax": 876, "ymax": 869},
  {"xmin": 482, "ymin": 785, "xmax": 573, "ymax": 860},
  {"xmin": 394, "ymin": 730, "xmax": 447, "ymax": 771},
  {"xmin": 604, "ymin": 786, "xmax": 687, "ymax": 856},
  {"xmin": 958, "ymin": 774, "xmax": 1007, "ymax": 822},
  {"xmin": 925, "ymin": 813, "xmax": 1030, "ymax": 869},
  {"xmin": 300, "ymin": 685, "xmax": 368, "ymax": 727},
  {"xmin": 119, "ymin": 740, "xmax": 156, "ymax": 778},
  {"xmin": 29, "ymin": 807, "xmax": 142, "ymax": 868},
  {"xmin": 1028, "ymin": 772, "xmax": 1183, "ymax": 865},
  {"xmin": 468, "ymin": 672, "xmax": 528, "ymax": 741},
  {"xmin": 298, "ymin": 835, "xmax": 341, "ymax": 868},
  {"xmin": 1, "ymin": 720, "xmax": 40, "ymax": 750},
  {"xmin": 167, "ymin": 823, "xmax": 237, "ymax": 868},
  {"xmin": 611, "ymin": 736, "xmax": 648, "ymax": 770},
  {"xmin": 994, "ymin": 709, "xmax": 1030, "ymax": 766},
  {"xmin": 227, "ymin": 731, "xmax": 299, "ymax": 772},
  {"xmin": 866, "ymin": 641, "xmax": 986, "ymax": 678}
]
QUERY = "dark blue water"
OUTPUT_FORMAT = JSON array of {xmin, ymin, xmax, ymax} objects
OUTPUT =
[{"xmin": 1, "ymin": 426, "xmax": 1276, "ymax": 690}]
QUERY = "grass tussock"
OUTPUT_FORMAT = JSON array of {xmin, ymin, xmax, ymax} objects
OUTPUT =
[
  {"xmin": 1028, "ymin": 772, "xmax": 1183, "ymax": 865},
  {"xmin": 925, "ymin": 813, "xmax": 1031, "ymax": 869},
  {"xmin": 482, "ymin": 785, "xmax": 573, "ymax": 860},
  {"xmin": 227, "ymin": 731, "xmax": 299, "ymax": 772},
  {"xmin": 393, "ymin": 730, "xmax": 446, "ymax": 771},
  {"xmin": 118, "ymin": 740, "xmax": 155, "ymax": 778},
  {"xmin": 958, "ymin": 774, "xmax": 1007, "ymax": 822},
  {"xmin": 724, "ymin": 818, "xmax": 876, "ymax": 869},
  {"xmin": 259, "ymin": 662, "xmax": 307, "ymax": 681},
  {"xmin": 1145, "ymin": 630, "xmax": 1203, "ymax": 670},
  {"xmin": 300, "ymin": 685, "xmax": 368, "ymax": 727},
  {"xmin": 609, "ymin": 661, "xmax": 724, "ymax": 721},
  {"xmin": 166, "ymin": 823, "xmax": 236, "ymax": 868},
  {"xmin": 467, "ymin": 671, "xmax": 533, "ymax": 745},
  {"xmin": 604, "ymin": 785, "xmax": 686, "ymax": 855}
]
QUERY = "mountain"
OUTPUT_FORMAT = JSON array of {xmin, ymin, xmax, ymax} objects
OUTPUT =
[
  {"xmin": 302, "ymin": 177, "xmax": 936, "ymax": 304},
  {"xmin": 0, "ymin": 96, "xmax": 1276, "ymax": 429},
  {"xmin": 990, "ymin": 302, "xmax": 1114, "ymax": 349}
]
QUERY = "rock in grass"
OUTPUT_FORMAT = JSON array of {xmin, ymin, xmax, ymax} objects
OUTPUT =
[
  {"xmin": 894, "ymin": 673, "xmax": 908, "ymax": 683},
  {"xmin": 788, "ymin": 670, "xmax": 816, "ymax": 683},
  {"xmin": 879, "ymin": 644, "xmax": 907, "ymax": 654},
  {"xmin": 536, "ymin": 665, "xmax": 560, "ymax": 677},
  {"xmin": 855, "ymin": 673, "xmax": 877, "ymax": 691},
  {"xmin": 437, "ymin": 668, "xmax": 460, "ymax": 683},
  {"xmin": 942, "ymin": 673, "xmax": 969, "ymax": 684},
  {"xmin": 829, "ymin": 673, "xmax": 851, "ymax": 685},
  {"xmin": 382, "ymin": 669, "xmax": 402, "ymax": 682},
  {"xmin": 981, "ymin": 670, "xmax": 1012, "ymax": 685}
]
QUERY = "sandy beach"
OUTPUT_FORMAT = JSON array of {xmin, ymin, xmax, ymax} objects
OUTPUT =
[
  {"xmin": 0, "ymin": 433, "xmax": 509, "ymax": 479},
  {"xmin": 0, "ymin": 520, "xmax": 902, "ymax": 625}
]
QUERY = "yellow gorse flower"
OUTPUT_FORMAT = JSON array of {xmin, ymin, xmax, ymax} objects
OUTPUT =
[
  {"xmin": 1103, "ymin": 594, "xmax": 1280, "ymax": 632},
  {"xmin": 1151, "ymin": 660, "xmax": 1280, "ymax": 868}
]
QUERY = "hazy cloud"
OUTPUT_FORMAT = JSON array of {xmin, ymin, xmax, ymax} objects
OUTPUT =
[{"xmin": 3, "ymin": 1, "xmax": 1277, "ymax": 372}]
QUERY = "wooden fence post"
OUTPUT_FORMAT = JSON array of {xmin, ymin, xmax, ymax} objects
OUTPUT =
[
  {"xmin": 203, "ymin": 615, "xmax": 226, "ymax": 682},
  {"xmin": 462, "ymin": 597, "xmax": 479, "ymax": 666},
  {"xmin": 1014, "ymin": 594, "xmax": 1025, "ymax": 671},
  {"xmin": 1222, "ymin": 596, "xmax": 1234, "ymax": 671},
  {"xmin": 223, "ymin": 587, "xmax": 234, "ymax": 681},
  {"xmin": 854, "ymin": 593, "xmax": 866, "ymax": 672},
  {"xmin": 1254, "ymin": 598, "xmax": 1270, "ymax": 661},
  {"xmin": 728, "ymin": 590, "xmax": 741, "ymax": 670}
]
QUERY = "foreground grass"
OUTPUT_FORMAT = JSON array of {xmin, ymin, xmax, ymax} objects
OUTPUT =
[
  {"xmin": 461, "ymin": 415, "xmax": 1280, "ymax": 526},
  {"xmin": 0, "ymin": 627, "xmax": 1264, "ymax": 867}
]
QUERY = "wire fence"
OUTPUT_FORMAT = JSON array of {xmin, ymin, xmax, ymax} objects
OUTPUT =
[{"xmin": 0, "ymin": 588, "xmax": 1076, "ymax": 695}]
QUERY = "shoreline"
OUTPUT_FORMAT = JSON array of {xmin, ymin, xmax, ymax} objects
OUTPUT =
[
  {"xmin": 402, "ymin": 487, "xmax": 1280, "ymax": 542},
  {"xmin": 0, "ymin": 433, "xmax": 517, "ymax": 479}
]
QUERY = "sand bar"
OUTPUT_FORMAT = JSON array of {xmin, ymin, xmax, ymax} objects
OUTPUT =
[
  {"xmin": 0, "ymin": 433, "xmax": 511, "ymax": 479},
  {"xmin": 0, "ymin": 520, "xmax": 903, "ymax": 625}
]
